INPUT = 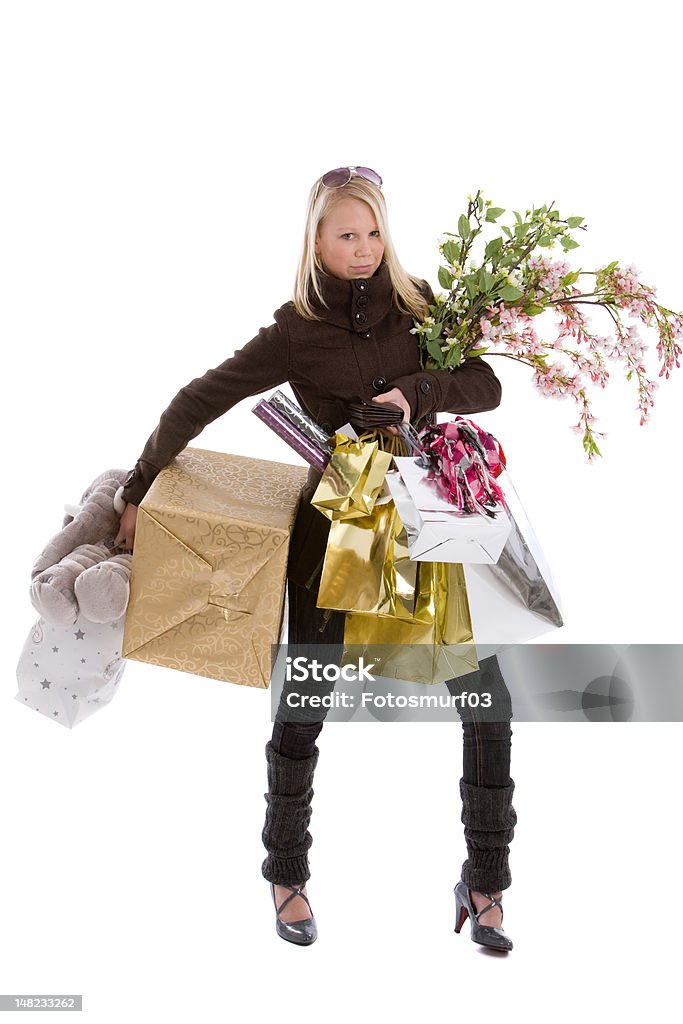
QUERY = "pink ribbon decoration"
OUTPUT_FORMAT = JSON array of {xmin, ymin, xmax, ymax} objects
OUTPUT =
[{"xmin": 418, "ymin": 417, "xmax": 507, "ymax": 517}]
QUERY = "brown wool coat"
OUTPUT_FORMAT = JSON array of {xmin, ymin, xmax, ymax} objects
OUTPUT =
[{"xmin": 121, "ymin": 259, "xmax": 503, "ymax": 588}]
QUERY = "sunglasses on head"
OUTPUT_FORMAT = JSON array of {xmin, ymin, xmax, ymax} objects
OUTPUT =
[{"xmin": 314, "ymin": 166, "xmax": 383, "ymax": 199}]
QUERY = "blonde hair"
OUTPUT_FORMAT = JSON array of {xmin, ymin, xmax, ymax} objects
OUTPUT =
[{"xmin": 292, "ymin": 174, "xmax": 431, "ymax": 322}]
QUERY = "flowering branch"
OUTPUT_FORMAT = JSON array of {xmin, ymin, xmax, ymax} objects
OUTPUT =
[{"xmin": 412, "ymin": 190, "xmax": 683, "ymax": 459}]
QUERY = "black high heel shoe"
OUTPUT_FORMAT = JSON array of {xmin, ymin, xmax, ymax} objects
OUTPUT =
[
  {"xmin": 270, "ymin": 883, "xmax": 318, "ymax": 946},
  {"xmin": 454, "ymin": 881, "xmax": 513, "ymax": 951}
]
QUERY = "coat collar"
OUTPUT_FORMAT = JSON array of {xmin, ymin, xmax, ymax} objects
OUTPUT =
[{"xmin": 309, "ymin": 259, "xmax": 395, "ymax": 331}]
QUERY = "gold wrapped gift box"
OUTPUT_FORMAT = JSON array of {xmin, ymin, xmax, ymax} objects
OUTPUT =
[{"xmin": 122, "ymin": 447, "xmax": 307, "ymax": 688}]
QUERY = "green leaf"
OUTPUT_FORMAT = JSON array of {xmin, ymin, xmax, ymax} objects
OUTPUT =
[
  {"xmin": 548, "ymin": 210, "xmax": 560, "ymax": 221},
  {"xmin": 480, "ymin": 269, "xmax": 497, "ymax": 292},
  {"xmin": 463, "ymin": 274, "xmax": 479, "ymax": 301},
  {"xmin": 446, "ymin": 344, "xmax": 463, "ymax": 368},
  {"xmin": 458, "ymin": 214, "xmax": 471, "ymax": 239},
  {"xmin": 426, "ymin": 339, "xmax": 445, "ymax": 365},
  {"xmin": 582, "ymin": 432, "xmax": 602, "ymax": 457},
  {"xmin": 537, "ymin": 235, "xmax": 553, "ymax": 247},
  {"xmin": 499, "ymin": 285, "xmax": 524, "ymax": 302},
  {"xmin": 561, "ymin": 237, "xmax": 580, "ymax": 251},
  {"xmin": 442, "ymin": 239, "xmax": 460, "ymax": 265},
  {"xmin": 502, "ymin": 225, "xmax": 513, "ymax": 239},
  {"xmin": 566, "ymin": 216, "xmax": 584, "ymax": 228},
  {"xmin": 524, "ymin": 304, "xmax": 546, "ymax": 316},
  {"xmin": 467, "ymin": 346, "xmax": 490, "ymax": 357},
  {"xmin": 485, "ymin": 207, "xmax": 505, "ymax": 222},
  {"xmin": 560, "ymin": 270, "xmax": 581, "ymax": 286},
  {"xmin": 513, "ymin": 210, "xmax": 522, "ymax": 225},
  {"xmin": 484, "ymin": 236, "xmax": 503, "ymax": 259},
  {"xmin": 438, "ymin": 266, "xmax": 454, "ymax": 289},
  {"xmin": 514, "ymin": 222, "xmax": 531, "ymax": 238},
  {"xmin": 427, "ymin": 322, "xmax": 442, "ymax": 341}
]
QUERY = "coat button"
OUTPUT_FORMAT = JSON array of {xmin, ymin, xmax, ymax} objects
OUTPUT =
[
  {"xmin": 359, "ymin": 329, "xmax": 371, "ymax": 339},
  {"xmin": 356, "ymin": 294, "xmax": 368, "ymax": 306},
  {"xmin": 355, "ymin": 279, "xmax": 368, "ymax": 291},
  {"xmin": 320, "ymin": 420, "xmax": 333, "ymax": 434},
  {"xmin": 424, "ymin": 412, "xmax": 434, "ymax": 424},
  {"xmin": 372, "ymin": 376, "xmax": 387, "ymax": 391},
  {"xmin": 419, "ymin": 379, "xmax": 432, "ymax": 394},
  {"xmin": 354, "ymin": 311, "xmax": 368, "ymax": 323}
]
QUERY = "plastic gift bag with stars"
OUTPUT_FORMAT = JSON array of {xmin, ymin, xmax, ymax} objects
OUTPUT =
[{"xmin": 15, "ymin": 611, "xmax": 126, "ymax": 728}]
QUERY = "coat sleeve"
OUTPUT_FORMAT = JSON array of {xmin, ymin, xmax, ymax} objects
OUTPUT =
[
  {"xmin": 388, "ymin": 278, "xmax": 502, "ymax": 425},
  {"xmin": 121, "ymin": 307, "xmax": 291, "ymax": 505}
]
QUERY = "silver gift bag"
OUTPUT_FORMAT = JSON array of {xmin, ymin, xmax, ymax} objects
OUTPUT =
[
  {"xmin": 488, "ymin": 469, "xmax": 563, "ymax": 628},
  {"xmin": 462, "ymin": 468, "xmax": 564, "ymax": 657}
]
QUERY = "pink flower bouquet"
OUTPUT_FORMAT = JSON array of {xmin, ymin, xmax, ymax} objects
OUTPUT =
[{"xmin": 412, "ymin": 190, "xmax": 683, "ymax": 459}]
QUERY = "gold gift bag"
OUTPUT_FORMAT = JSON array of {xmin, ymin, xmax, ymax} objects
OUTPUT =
[
  {"xmin": 342, "ymin": 533, "xmax": 479, "ymax": 685},
  {"xmin": 122, "ymin": 447, "xmax": 307, "ymax": 688},
  {"xmin": 312, "ymin": 430, "xmax": 478, "ymax": 684},
  {"xmin": 310, "ymin": 431, "xmax": 393, "ymax": 521},
  {"xmin": 313, "ymin": 433, "xmax": 396, "ymax": 613}
]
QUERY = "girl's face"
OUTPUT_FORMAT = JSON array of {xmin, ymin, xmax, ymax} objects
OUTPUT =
[{"xmin": 314, "ymin": 197, "xmax": 385, "ymax": 280}]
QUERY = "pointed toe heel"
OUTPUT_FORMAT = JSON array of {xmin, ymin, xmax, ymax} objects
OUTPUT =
[
  {"xmin": 271, "ymin": 883, "xmax": 318, "ymax": 946},
  {"xmin": 453, "ymin": 880, "xmax": 513, "ymax": 952}
]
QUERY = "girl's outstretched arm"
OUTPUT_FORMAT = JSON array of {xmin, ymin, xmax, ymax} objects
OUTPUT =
[{"xmin": 121, "ymin": 308, "xmax": 291, "ymax": 506}]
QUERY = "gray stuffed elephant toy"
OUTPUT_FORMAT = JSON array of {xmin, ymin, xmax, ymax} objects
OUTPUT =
[{"xmin": 30, "ymin": 469, "xmax": 133, "ymax": 626}]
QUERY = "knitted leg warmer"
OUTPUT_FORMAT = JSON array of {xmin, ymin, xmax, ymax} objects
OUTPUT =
[
  {"xmin": 261, "ymin": 740, "xmax": 320, "ymax": 886},
  {"xmin": 459, "ymin": 778, "xmax": 517, "ymax": 892}
]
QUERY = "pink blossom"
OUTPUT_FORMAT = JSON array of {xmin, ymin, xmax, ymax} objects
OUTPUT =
[
  {"xmin": 602, "ymin": 263, "xmax": 659, "ymax": 319},
  {"xmin": 527, "ymin": 254, "xmax": 571, "ymax": 297},
  {"xmin": 499, "ymin": 306, "xmax": 518, "ymax": 327}
]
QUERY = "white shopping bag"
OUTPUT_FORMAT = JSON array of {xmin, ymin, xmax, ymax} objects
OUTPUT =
[
  {"xmin": 386, "ymin": 460, "xmax": 564, "ymax": 657},
  {"xmin": 387, "ymin": 457, "xmax": 511, "ymax": 564},
  {"xmin": 15, "ymin": 611, "xmax": 126, "ymax": 728},
  {"xmin": 463, "ymin": 469, "xmax": 564, "ymax": 656}
]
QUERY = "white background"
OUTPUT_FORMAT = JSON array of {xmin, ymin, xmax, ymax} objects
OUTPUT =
[{"xmin": 1, "ymin": 1, "xmax": 681, "ymax": 1020}]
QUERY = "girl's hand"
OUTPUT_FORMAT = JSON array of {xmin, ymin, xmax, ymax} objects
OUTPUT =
[
  {"xmin": 114, "ymin": 502, "xmax": 138, "ymax": 550},
  {"xmin": 371, "ymin": 387, "xmax": 411, "ymax": 436}
]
